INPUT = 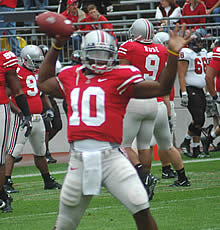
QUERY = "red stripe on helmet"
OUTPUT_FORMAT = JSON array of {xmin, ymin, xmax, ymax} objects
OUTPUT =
[
  {"xmin": 100, "ymin": 30, "xmax": 105, "ymax": 43},
  {"xmin": 143, "ymin": 19, "xmax": 151, "ymax": 40}
]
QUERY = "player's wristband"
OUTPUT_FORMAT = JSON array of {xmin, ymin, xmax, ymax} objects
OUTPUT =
[
  {"xmin": 167, "ymin": 49, "xmax": 179, "ymax": 57},
  {"xmin": 52, "ymin": 42, "xmax": 63, "ymax": 51},
  {"xmin": 212, "ymin": 95, "xmax": 218, "ymax": 100},
  {"xmin": 15, "ymin": 94, "xmax": 31, "ymax": 116}
]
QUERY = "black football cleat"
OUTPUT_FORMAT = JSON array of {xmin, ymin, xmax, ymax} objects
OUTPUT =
[
  {"xmin": 46, "ymin": 151, "xmax": 57, "ymax": 164},
  {"xmin": 170, "ymin": 178, "xmax": 191, "ymax": 187},
  {"xmin": 1, "ymin": 193, "xmax": 13, "ymax": 213},
  {"xmin": 162, "ymin": 168, "xmax": 177, "ymax": 179},
  {"xmin": 44, "ymin": 176, "xmax": 62, "ymax": 190},
  {"xmin": 4, "ymin": 179, "xmax": 19, "ymax": 193}
]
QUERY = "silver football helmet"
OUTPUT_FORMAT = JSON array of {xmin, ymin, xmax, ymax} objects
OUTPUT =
[
  {"xmin": 81, "ymin": 30, "xmax": 117, "ymax": 73},
  {"xmin": 129, "ymin": 18, "xmax": 154, "ymax": 44},
  {"xmin": 21, "ymin": 45, "xmax": 44, "ymax": 71},
  {"xmin": 153, "ymin": 32, "xmax": 170, "ymax": 47}
]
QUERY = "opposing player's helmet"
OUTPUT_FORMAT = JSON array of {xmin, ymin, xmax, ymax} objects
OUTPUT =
[
  {"xmin": 129, "ymin": 18, "xmax": 154, "ymax": 43},
  {"xmin": 80, "ymin": 30, "xmax": 117, "ymax": 73},
  {"xmin": 188, "ymin": 32, "xmax": 202, "ymax": 52},
  {"xmin": 211, "ymin": 38, "xmax": 220, "ymax": 49},
  {"xmin": 153, "ymin": 32, "xmax": 170, "ymax": 47},
  {"xmin": 38, "ymin": 45, "xmax": 49, "ymax": 57},
  {"xmin": 21, "ymin": 45, "xmax": 44, "ymax": 71}
]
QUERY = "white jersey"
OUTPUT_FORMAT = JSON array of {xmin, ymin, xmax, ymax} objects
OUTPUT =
[{"xmin": 179, "ymin": 48, "xmax": 208, "ymax": 88}]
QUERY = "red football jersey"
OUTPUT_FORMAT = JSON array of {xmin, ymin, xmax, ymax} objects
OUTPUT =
[
  {"xmin": 11, "ymin": 65, "xmax": 43, "ymax": 114},
  {"xmin": 0, "ymin": 51, "xmax": 18, "ymax": 104},
  {"xmin": 118, "ymin": 40, "xmax": 168, "ymax": 102},
  {"xmin": 210, "ymin": 47, "xmax": 220, "ymax": 92},
  {"xmin": 56, "ymin": 65, "xmax": 144, "ymax": 144},
  {"xmin": 118, "ymin": 41, "xmax": 168, "ymax": 81}
]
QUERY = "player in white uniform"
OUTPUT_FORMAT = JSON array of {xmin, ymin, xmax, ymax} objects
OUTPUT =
[
  {"xmin": 37, "ymin": 27, "xmax": 192, "ymax": 230},
  {"xmin": 179, "ymin": 32, "xmax": 209, "ymax": 158},
  {"xmin": 4, "ymin": 45, "xmax": 62, "ymax": 194}
]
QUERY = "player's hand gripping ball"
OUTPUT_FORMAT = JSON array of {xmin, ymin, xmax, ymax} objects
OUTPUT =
[{"xmin": 36, "ymin": 11, "xmax": 74, "ymax": 37}]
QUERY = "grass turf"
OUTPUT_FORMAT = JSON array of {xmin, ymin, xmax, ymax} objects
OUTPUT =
[{"xmin": 0, "ymin": 153, "xmax": 220, "ymax": 230}]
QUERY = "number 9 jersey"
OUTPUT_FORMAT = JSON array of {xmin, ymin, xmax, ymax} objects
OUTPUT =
[
  {"xmin": 118, "ymin": 40, "xmax": 168, "ymax": 81},
  {"xmin": 11, "ymin": 65, "xmax": 43, "ymax": 114},
  {"xmin": 179, "ymin": 48, "xmax": 208, "ymax": 88}
]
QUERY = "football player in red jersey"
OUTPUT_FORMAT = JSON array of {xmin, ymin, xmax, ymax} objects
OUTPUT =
[
  {"xmin": 201, "ymin": 44, "xmax": 220, "ymax": 153},
  {"xmin": 0, "ymin": 50, "xmax": 32, "ymax": 213},
  {"xmin": 119, "ymin": 20, "xmax": 189, "ymax": 190},
  {"xmin": 3, "ymin": 45, "xmax": 62, "ymax": 195},
  {"xmin": 38, "ymin": 26, "xmax": 192, "ymax": 230}
]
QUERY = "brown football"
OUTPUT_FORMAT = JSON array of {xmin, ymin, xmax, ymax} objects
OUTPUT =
[{"xmin": 36, "ymin": 11, "xmax": 74, "ymax": 37}]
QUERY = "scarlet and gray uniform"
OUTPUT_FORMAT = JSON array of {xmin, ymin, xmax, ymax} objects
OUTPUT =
[
  {"xmin": 118, "ymin": 40, "xmax": 168, "ymax": 150},
  {"xmin": 0, "ymin": 51, "xmax": 18, "ymax": 165},
  {"xmin": 7, "ymin": 65, "xmax": 46, "ymax": 157},
  {"xmin": 179, "ymin": 47, "xmax": 208, "ymax": 128},
  {"xmin": 55, "ymin": 64, "xmax": 150, "ymax": 229}
]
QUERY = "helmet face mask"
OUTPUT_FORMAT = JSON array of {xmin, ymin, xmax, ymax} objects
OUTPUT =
[
  {"xmin": 129, "ymin": 18, "xmax": 154, "ymax": 44},
  {"xmin": 21, "ymin": 45, "xmax": 44, "ymax": 72},
  {"xmin": 188, "ymin": 32, "xmax": 202, "ymax": 53},
  {"xmin": 38, "ymin": 45, "xmax": 49, "ymax": 57},
  {"xmin": 81, "ymin": 30, "xmax": 117, "ymax": 74}
]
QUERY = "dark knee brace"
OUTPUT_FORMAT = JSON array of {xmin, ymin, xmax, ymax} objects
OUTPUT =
[{"xmin": 189, "ymin": 123, "xmax": 202, "ymax": 136}]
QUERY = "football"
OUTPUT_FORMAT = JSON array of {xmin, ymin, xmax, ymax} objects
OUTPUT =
[{"xmin": 35, "ymin": 11, "xmax": 74, "ymax": 37}]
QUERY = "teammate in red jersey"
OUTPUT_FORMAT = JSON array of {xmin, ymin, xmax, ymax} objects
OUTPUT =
[
  {"xmin": 201, "ymin": 46, "xmax": 220, "ymax": 152},
  {"xmin": 0, "ymin": 50, "xmax": 32, "ymax": 213},
  {"xmin": 119, "ymin": 20, "xmax": 189, "ymax": 191},
  {"xmin": 4, "ymin": 45, "xmax": 61, "ymax": 195},
  {"xmin": 37, "ymin": 26, "xmax": 192, "ymax": 230}
]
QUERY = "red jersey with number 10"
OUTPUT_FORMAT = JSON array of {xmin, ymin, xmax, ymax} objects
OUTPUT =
[
  {"xmin": 11, "ymin": 65, "xmax": 43, "ymax": 114},
  {"xmin": 56, "ymin": 65, "xmax": 144, "ymax": 144},
  {"xmin": 0, "ymin": 51, "xmax": 18, "ymax": 104}
]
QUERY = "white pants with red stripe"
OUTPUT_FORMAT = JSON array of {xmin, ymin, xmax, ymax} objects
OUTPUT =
[
  {"xmin": 8, "ymin": 113, "xmax": 46, "ymax": 157},
  {"xmin": 0, "ymin": 103, "xmax": 10, "ymax": 165}
]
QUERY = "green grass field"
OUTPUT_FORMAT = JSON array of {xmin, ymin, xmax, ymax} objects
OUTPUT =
[{"xmin": 0, "ymin": 153, "xmax": 220, "ymax": 230}]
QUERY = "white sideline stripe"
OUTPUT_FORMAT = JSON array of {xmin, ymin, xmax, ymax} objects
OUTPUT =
[
  {"xmin": 1, "ymin": 196, "xmax": 220, "ymax": 222},
  {"xmin": 13, "ymin": 157, "xmax": 220, "ymax": 179}
]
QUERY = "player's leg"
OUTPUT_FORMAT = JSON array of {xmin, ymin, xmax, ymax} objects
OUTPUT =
[
  {"xmin": 46, "ymin": 97, "xmax": 62, "ymax": 163},
  {"xmin": 55, "ymin": 150, "xmax": 92, "ymax": 230},
  {"xmin": 0, "ymin": 104, "xmax": 13, "ymax": 213},
  {"xmin": 103, "ymin": 148, "xmax": 158, "ymax": 230},
  {"xmin": 5, "ymin": 113, "xmax": 26, "ymax": 194},
  {"xmin": 154, "ymin": 103, "xmax": 190, "ymax": 186},
  {"xmin": 30, "ymin": 116, "xmax": 61, "ymax": 189},
  {"xmin": 187, "ymin": 88, "xmax": 206, "ymax": 157}
]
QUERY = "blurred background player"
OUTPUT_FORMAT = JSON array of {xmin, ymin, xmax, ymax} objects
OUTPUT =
[
  {"xmin": 0, "ymin": 49, "xmax": 32, "ymax": 212},
  {"xmin": 4, "ymin": 45, "xmax": 61, "ymax": 194},
  {"xmin": 179, "ymin": 32, "xmax": 209, "ymax": 158},
  {"xmin": 39, "ymin": 44, "xmax": 63, "ymax": 164}
]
